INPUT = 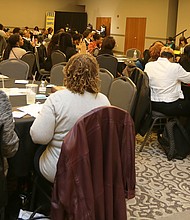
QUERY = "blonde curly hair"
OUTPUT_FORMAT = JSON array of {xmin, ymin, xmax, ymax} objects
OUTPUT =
[{"xmin": 64, "ymin": 53, "xmax": 100, "ymax": 94}]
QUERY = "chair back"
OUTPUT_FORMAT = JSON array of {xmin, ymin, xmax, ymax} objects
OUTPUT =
[
  {"xmin": 0, "ymin": 124, "xmax": 7, "ymax": 217},
  {"xmin": 50, "ymin": 62, "xmax": 66, "ymax": 86},
  {"xmin": 21, "ymin": 52, "xmax": 36, "ymax": 79},
  {"xmin": 126, "ymin": 48, "xmax": 141, "ymax": 59},
  {"xmin": 51, "ymin": 50, "xmax": 66, "ymax": 66},
  {"xmin": 0, "ymin": 59, "xmax": 29, "ymax": 79},
  {"xmin": 108, "ymin": 76, "xmax": 137, "ymax": 114},
  {"xmin": 51, "ymin": 106, "xmax": 135, "ymax": 220},
  {"xmin": 99, "ymin": 68, "xmax": 114, "ymax": 96},
  {"xmin": 96, "ymin": 54, "xmax": 118, "ymax": 77}
]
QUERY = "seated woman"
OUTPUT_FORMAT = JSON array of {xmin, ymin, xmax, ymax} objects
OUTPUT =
[
  {"xmin": 178, "ymin": 36, "xmax": 188, "ymax": 54},
  {"xmin": 0, "ymin": 90, "xmax": 19, "ymax": 176},
  {"xmin": 30, "ymin": 53, "xmax": 110, "ymax": 183},
  {"xmin": 145, "ymin": 46, "xmax": 190, "ymax": 117},
  {"xmin": 58, "ymin": 32, "xmax": 77, "ymax": 61},
  {"xmin": 3, "ymin": 33, "xmax": 26, "ymax": 59},
  {"xmin": 98, "ymin": 36, "xmax": 116, "ymax": 55},
  {"xmin": 44, "ymin": 33, "xmax": 59, "ymax": 71},
  {"xmin": 88, "ymin": 33, "xmax": 102, "ymax": 56},
  {"xmin": 148, "ymin": 41, "xmax": 164, "ymax": 62}
]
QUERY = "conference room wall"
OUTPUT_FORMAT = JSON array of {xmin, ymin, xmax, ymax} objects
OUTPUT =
[
  {"xmin": 176, "ymin": 0, "xmax": 190, "ymax": 48},
  {"xmin": 0, "ymin": 0, "xmax": 83, "ymax": 29},
  {"xmin": 83, "ymin": 0, "xmax": 178, "ymax": 53}
]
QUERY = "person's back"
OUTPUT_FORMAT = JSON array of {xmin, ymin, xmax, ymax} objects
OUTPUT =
[
  {"xmin": 145, "ymin": 46, "xmax": 190, "ymax": 116},
  {"xmin": 0, "ymin": 90, "xmax": 19, "ymax": 175},
  {"xmin": 30, "ymin": 54, "xmax": 110, "ymax": 183}
]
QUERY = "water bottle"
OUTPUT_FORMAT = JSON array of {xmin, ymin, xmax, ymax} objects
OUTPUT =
[
  {"xmin": 133, "ymin": 50, "xmax": 137, "ymax": 59},
  {"xmin": 39, "ymin": 80, "xmax": 46, "ymax": 94}
]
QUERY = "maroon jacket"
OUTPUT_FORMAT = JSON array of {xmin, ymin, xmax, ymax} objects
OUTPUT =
[{"xmin": 51, "ymin": 106, "xmax": 136, "ymax": 220}]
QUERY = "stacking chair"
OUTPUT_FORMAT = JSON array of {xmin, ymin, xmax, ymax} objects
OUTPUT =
[
  {"xmin": 99, "ymin": 68, "xmax": 114, "ymax": 96},
  {"xmin": 0, "ymin": 59, "xmax": 29, "ymax": 79},
  {"xmin": 51, "ymin": 50, "xmax": 66, "ymax": 66},
  {"xmin": 0, "ymin": 124, "xmax": 7, "ymax": 220},
  {"xmin": 139, "ymin": 111, "xmax": 174, "ymax": 152},
  {"xmin": 108, "ymin": 76, "xmax": 137, "ymax": 114},
  {"xmin": 96, "ymin": 54, "xmax": 118, "ymax": 78},
  {"xmin": 21, "ymin": 52, "xmax": 36, "ymax": 80},
  {"xmin": 126, "ymin": 48, "xmax": 141, "ymax": 59},
  {"xmin": 34, "ymin": 47, "xmax": 50, "ymax": 80},
  {"xmin": 50, "ymin": 62, "xmax": 66, "ymax": 86},
  {"xmin": 51, "ymin": 106, "xmax": 135, "ymax": 219}
]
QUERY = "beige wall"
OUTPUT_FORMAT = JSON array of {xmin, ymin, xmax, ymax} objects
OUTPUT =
[
  {"xmin": 0, "ymin": 0, "xmax": 82, "ymax": 29},
  {"xmin": 176, "ymin": 0, "xmax": 190, "ymax": 47},
  {"xmin": 82, "ymin": 0, "xmax": 173, "ymax": 53}
]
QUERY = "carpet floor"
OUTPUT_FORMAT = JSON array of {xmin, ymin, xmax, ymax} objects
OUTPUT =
[{"xmin": 127, "ymin": 133, "xmax": 190, "ymax": 219}]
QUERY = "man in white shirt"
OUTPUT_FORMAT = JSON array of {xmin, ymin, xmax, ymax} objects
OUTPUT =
[{"xmin": 145, "ymin": 46, "xmax": 190, "ymax": 116}]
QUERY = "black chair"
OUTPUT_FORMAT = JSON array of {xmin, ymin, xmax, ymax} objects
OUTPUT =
[
  {"xmin": 139, "ymin": 111, "xmax": 174, "ymax": 152},
  {"xmin": 34, "ymin": 47, "xmax": 50, "ymax": 81},
  {"xmin": 51, "ymin": 50, "xmax": 66, "ymax": 66},
  {"xmin": 0, "ymin": 124, "xmax": 7, "ymax": 220},
  {"xmin": 96, "ymin": 54, "xmax": 118, "ymax": 77},
  {"xmin": 21, "ymin": 52, "xmax": 36, "ymax": 80}
]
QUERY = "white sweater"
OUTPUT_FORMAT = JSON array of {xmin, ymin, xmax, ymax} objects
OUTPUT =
[{"xmin": 30, "ymin": 89, "xmax": 110, "ymax": 182}]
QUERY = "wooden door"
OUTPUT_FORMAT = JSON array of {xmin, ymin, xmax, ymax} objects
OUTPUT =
[
  {"xmin": 96, "ymin": 17, "xmax": 111, "ymax": 36},
  {"xmin": 124, "ymin": 17, "xmax": 146, "ymax": 55}
]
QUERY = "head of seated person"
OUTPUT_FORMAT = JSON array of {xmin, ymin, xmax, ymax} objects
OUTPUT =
[
  {"xmin": 149, "ymin": 41, "xmax": 164, "ymax": 62},
  {"xmin": 99, "ymin": 36, "xmax": 116, "ymax": 55},
  {"xmin": 160, "ymin": 46, "xmax": 175, "ymax": 62},
  {"xmin": 3, "ymin": 33, "xmax": 24, "ymax": 59},
  {"xmin": 63, "ymin": 53, "xmax": 100, "ymax": 94}
]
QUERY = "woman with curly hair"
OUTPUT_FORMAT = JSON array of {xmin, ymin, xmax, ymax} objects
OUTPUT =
[{"xmin": 30, "ymin": 53, "xmax": 110, "ymax": 183}]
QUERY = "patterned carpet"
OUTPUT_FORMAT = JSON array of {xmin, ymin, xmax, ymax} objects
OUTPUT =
[{"xmin": 127, "ymin": 133, "xmax": 190, "ymax": 219}]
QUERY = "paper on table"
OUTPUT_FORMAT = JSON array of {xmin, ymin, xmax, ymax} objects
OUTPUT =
[
  {"xmin": 0, "ymin": 88, "xmax": 27, "ymax": 96},
  {"xmin": 17, "ymin": 103, "xmax": 43, "ymax": 118},
  {"xmin": 0, "ymin": 74, "xmax": 9, "ymax": 79},
  {"xmin": 12, "ymin": 111, "xmax": 27, "ymax": 118},
  {"xmin": 15, "ymin": 80, "xmax": 29, "ymax": 84},
  {"xmin": 18, "ymin": 209, "xmax": 48, "ymax": 220}
]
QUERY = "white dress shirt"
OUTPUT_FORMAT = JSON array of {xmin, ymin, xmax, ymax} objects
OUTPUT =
[{"xmin": 144, "ymin": 57, "xmax": 190, "ymax": 102}]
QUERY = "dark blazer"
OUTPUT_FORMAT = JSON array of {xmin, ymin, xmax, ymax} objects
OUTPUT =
[
  {"xmin": 130, "ymin": 67, "xmax": 152, "ymax": 136},
  {"xmin": 51, "ymin": 106, "xmax": 136, "ymax": 220}
]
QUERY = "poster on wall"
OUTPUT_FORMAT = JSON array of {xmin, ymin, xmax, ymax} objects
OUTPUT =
[{"xmin": 46, "ymin": 11, "xmax": 55, "ymax": 32}]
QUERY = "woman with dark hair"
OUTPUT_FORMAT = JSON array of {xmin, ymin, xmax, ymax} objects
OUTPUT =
[
  {"xmin": 30, "ymin": 53, "xmax": 110, "ymax": 183},
  {"xmin": 58, "ymin": 32, "xmax": 77, "ymax": 61},
  {"xmin": 178, "ymin": 36, "xmax": 188, "ymax": 54},
  {"xmin": 98, "ymin": 36, "xmax": 116, "ymax": 55},
  {"xmin": 135, "ymin": 49, "xmax": 150, "ymax": 70},
  {"xmin": 179, "ymin": 44, "xmax": 190, "ymax": 71},
  {"xmin": 44, "ymin": 33, "xmax": 59, "ymax": 71},
  {"xmin": 3, "ymin": 33, "xmax": 26, "ymax": 60},
  {"xmin": 178, "ymin": 45, "xmax": 190, "ymax": 99}
]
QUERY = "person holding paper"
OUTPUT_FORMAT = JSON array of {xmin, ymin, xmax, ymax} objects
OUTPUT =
[{"xmin": 30, "ymin": 53, "xmax": 110, "ymax": 183}]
